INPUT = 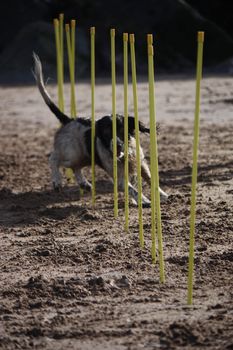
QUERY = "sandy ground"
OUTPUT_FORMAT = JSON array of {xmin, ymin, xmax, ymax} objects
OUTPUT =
[{"xmin": 0, "ymin": 76, "xmax": 233, "ymax": 349}]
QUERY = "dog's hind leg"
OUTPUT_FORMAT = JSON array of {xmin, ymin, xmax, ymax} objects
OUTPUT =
[
  {"xmin": 49, "ymin": 152, "xmax": 62, "ymax": 191},
  {"xmin": 74, "ymin": 168, "xmax": 92, "ymax": 191},
  {"xmin": 141, "ymin": 159, "xmax": 168, "ymax": 201}
]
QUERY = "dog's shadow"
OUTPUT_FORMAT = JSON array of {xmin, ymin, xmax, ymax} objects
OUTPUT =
[
  {"xmin": 0, "ymin": 179, "xmax": 120, "ymax": 228},
  {"xmin": 160, "ymin": 161, "xmax": 233, "ymax": 187}
]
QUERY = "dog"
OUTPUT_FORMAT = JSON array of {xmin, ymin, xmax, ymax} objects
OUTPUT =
[{"xmin": 33, "ymin": 53, "xmax": 168, "ymax": 207}]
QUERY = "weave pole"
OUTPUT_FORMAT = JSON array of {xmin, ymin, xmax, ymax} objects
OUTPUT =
[
  {"xmin": 91, "ymin": 27, "xmax": 96, "ymax": 206},
  {"xmin": 129, "ymin": 34, "xmax": 144, "ymax": 248},
  {"xmin": 111, "ymin": 29, "xmax": 118, "ymax": 218},
  {"xmin": 54, "ymin": 18, "xmax": 64, "ymax": 112},
  {"xmin": 71, "ymin": 20, "xmax": 76, "ymax": 67},
  {"xmin": 147, "ymin": 35, "xmax": 156, "ymax": 263},
  {"xmin": 147, "ymin": 34, "xmax": 165, "ymax": 282},
  {"xmin": 64, "ymin": 23, "xmax": 76, "ymax": 182},
  {"xmin": 70, "ymin": 20, "xmax": 77, "ymax": 117},
  {"xmin": 65, "ymin": 23, "xmax": 77, "ymax": 117},
  {"xmin": 123, "ymin": 33, "xmax": 129, "ymax": 231},
  {"xmin": 187, "ymin": 32, "xmax": 204, "ymax": 305},
  {"xmin": 59, "ymin": 13, "xmax": 64, "ymax": 102}
]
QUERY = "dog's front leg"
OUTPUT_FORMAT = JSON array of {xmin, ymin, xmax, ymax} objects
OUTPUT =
[
  {"xmin": 141, "ymin": 159, "xmax": 168, "ymax": 202},
  {"xmin": 74, "ymin": 168, "xmax": 92, "ymax": 191},
  {"xmin": 118, "ymin": 178, "xmax": 151, "ymax": 208}
]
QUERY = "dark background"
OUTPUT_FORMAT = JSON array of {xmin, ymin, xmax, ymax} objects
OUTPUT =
[{"xmin": 0, "ymin": 0, "xmax": 233, "ymax": 84}]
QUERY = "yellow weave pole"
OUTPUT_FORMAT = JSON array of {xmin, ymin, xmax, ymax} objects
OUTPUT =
[
  {"xmin": 59, "ymin": 13, "xmax": 64, "ymax": 104},
  {"xmin": 65, "ymin": 24, "xmax": 76, "ymax": 118},
  {"xmin": 123, "ymin": 33, "xmax": 129, "ymax": 231},
  {"xmin": 129, "ymin": 34, "xmax": 144, "ymax": 248},
  {"xmin": 111, "ymin": 28, "xmax": 118, "ymax": 218},
  {"xmin": 187, "ymin": 31, "xmax": 204, "ymax": 305},
  {"xmin": 91, "ymin": 27, "xmax": 96, "ymax": 206},
  {"xmin": 71, "ymin": 20, "xmax": 77, "ymax": 117},
  {"xmin": 147, "ymin": 35, "xmax": 156, "ymax": 263},
  {"xmin": 64, "ymin": 24, "xmax": 76, "ymax": 183},
  {"xmin": 69, "ymin": 20, "xmax": 77, "ymax": 184},
  {"xmin": 147, "ymin": 34, "xmax": 165, "ymax": 282},
  {"xmin": 54, "ymin": 18, "xmax": 64, "ymax": 112}
]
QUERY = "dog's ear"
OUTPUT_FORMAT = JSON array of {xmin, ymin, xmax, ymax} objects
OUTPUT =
[
  {"xmin": 95, "ymin": 118, "xmax": 101, "ymax": 135},
  {"xmin": 139, "ymin": 121, "xmax": 150, "ymax": 134},
  {"xmin": 95, "ymin": 116, "xmax": 113, "ymax": 145},
  {"xmin": 128, "ymin": 116, "xmax": 136, "ymax": 135},
  {"xmin": 95, "ymin": 116, "xmax": 108, "ymax": 135},
  {"xmin": 128, "ymin": 116, "xmax": 150, "ymax": 135}
]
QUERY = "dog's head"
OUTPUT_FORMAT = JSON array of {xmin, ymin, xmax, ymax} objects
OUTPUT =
[{"xmin": 95, "ymin": 114, "xmax": 150, "ymax": 159}]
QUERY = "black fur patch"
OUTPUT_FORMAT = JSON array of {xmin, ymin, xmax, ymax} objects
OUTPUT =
[
  {"xmin": 84, "ymin": 128, "xmax": 104, "ymax": 169},
  {"xmin": 95, "ymin": 116, "xmax": 113, "ymax": 149},
  {"xmin": 76, "ymin": 117, "xmax": 91, "ymax": 127}
]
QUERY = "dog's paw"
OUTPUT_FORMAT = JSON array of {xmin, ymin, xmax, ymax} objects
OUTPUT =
[
  {"xmin": 160, "ymin": 193, "xmax": 169, "ymax": 202},
  {"xmin": 80, "ymin": 182, "xmax": 92, "ymax": 192},
  {"xmin": 142, "ymin": 201, "xmax": 151, "ymax": 208},
  {"xmin": 159, "ymin": 187, "xmax": 169, "ymax": 202},
  {"xmin": 129, "ymin": 198, "xmax": 137, "ymax": 207}
]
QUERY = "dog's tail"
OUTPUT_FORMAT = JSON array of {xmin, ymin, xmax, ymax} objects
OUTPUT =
[{"xmin": 32, "ymin": 53, "xmax": 71, "ymax": 126}]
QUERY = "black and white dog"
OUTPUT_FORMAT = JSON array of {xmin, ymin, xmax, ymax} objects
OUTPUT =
[{"xmin": 33, "ymin": 53, "xmax": 168, "ymax": 207}]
